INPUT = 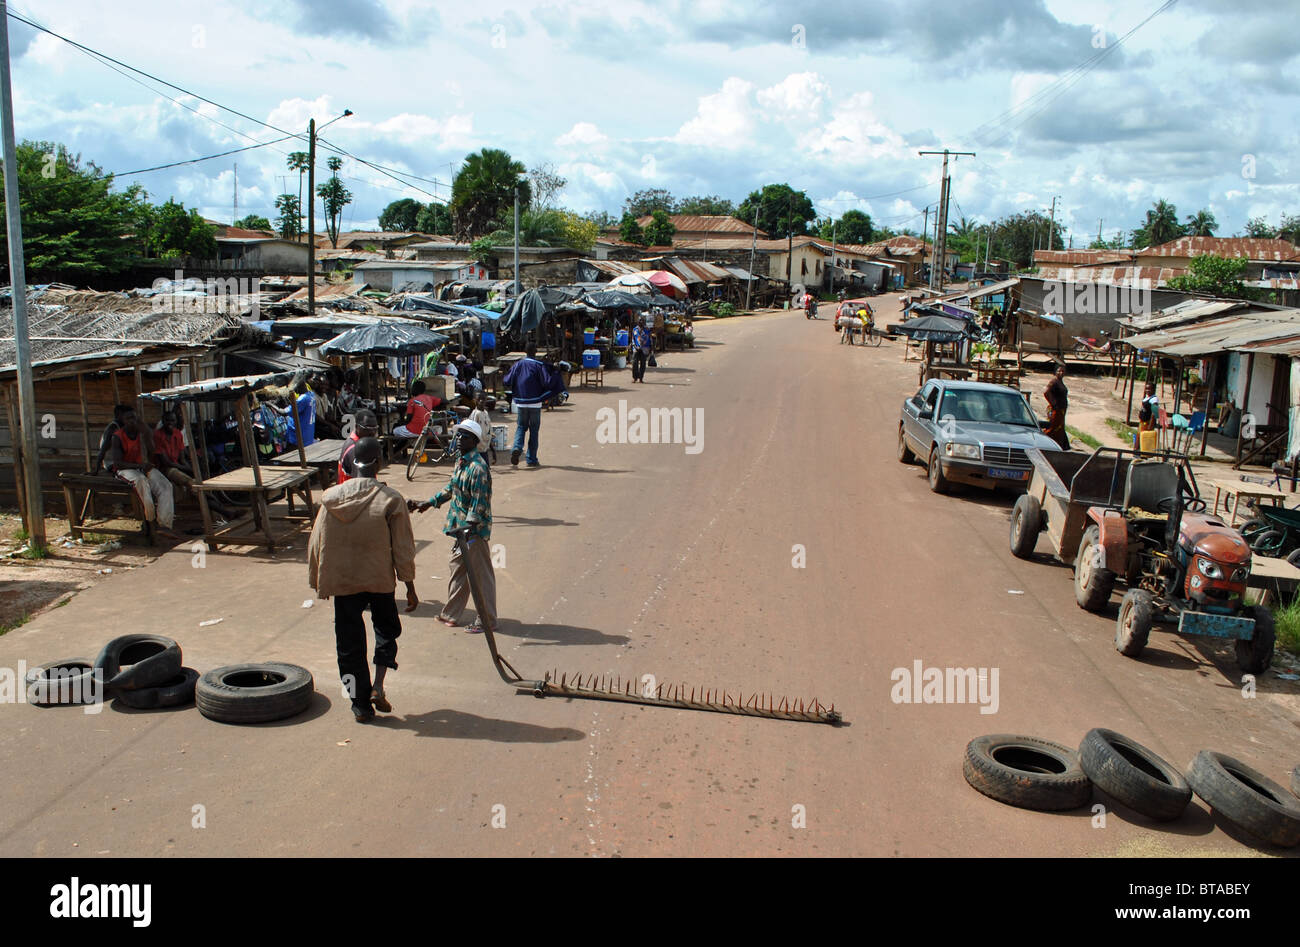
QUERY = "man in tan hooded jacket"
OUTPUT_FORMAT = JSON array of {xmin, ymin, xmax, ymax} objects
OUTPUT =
[{"xmin": 308, "ymin": 438, "xmax": 418, "ymax": 722}]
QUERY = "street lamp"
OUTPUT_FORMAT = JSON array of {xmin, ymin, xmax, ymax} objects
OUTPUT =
[{"xmin": 307, "ymin": 109, "xmax": 352, "ymax": 314}]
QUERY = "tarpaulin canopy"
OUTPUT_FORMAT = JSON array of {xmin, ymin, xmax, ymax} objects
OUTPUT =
[
  {"xmin": 142, "ymin": 370, "xmax": 298, "ymax": 403},
  {"xmin": 609, "ymin": 270, "xmax": 689, "ymax": 298},
  {"xmin": 319, "ymin": 321, "xmax": 449, "ymax": 356},
  {"xmin": 390, "ymin": 294, "xmax": 503, "ymax": 323},
  {"xmin": 582, "ymin": 289, "xmax": 650, "ymax": 310},
  {"xmin": 499, "ymin": 288, "xmax": 547, "ymax": 334},
  {"xmin": 887, "ymin": 314, "xmax": 970, "ymax": 343}
]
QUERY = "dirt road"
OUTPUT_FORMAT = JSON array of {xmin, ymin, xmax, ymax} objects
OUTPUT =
[{"xmin": 1, "ymin": 308, "xmax": 1296, "ymax": 857}]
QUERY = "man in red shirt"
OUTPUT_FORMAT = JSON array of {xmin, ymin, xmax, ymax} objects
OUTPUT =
[
  {"xmin": 108, "ymin": 408, "xmax": 179, "ymax": 540},
  {"xmin": 338, "ymin": 408, "xmax": 379, "ymax": 483},
  {"xmin": 153, "ymin": 409, "xmax": 233, "ymax": 519},
  {"xmin": 392, "ymin": 380, "xmax": 439, "ymax": 443}
]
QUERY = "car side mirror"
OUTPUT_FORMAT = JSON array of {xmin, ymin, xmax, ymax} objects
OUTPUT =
[{"xmin": 919, "ymin": 408, "xmax": 934, "ymax": 421}]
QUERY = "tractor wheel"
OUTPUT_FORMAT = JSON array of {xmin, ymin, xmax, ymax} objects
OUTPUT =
[
  {"xmin": 1009, "ymin": 494, "xmax": 1042, "ymax": 559},
  {"xmin": 1115, "ymin": 588, "xmax": 1157, "ymax": 657},
  {"xmin": 1074, "ymin": 525, "xmax": 1116, "ymax": 612},
  {"xmin": 1235, "ymin": 605, "xmax": 1276, "ymax": 675}
]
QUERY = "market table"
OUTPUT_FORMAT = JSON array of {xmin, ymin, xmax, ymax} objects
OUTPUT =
[
  {"xmin": 1205, "ymin": 477, "xmax": 1298, "ymax": 526},
  {"xmin": 1246, "ymin": 554, "xmax": 1300, "ymax": 605},
  {"xmin": 191, "ymin": 466, "xmax": 315, "ymax": 552},
  {"xmin": 268, "ymin": 438, "xmax": 345, "ymax": 490}
]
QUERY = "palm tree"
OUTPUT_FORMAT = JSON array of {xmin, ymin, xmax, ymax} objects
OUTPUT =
[
  {"xmin": 317, "ymin": 156, "xmax": 351, "ymax": 248},
  {"xmin": 1184, "ymin": 209, "xmax": 1218, "ymax": 237},
  {"xmin": 450, "ymin": 148, "xmax": 531, "ymax": 239},
  {"xmin": 286, "ymin": 151, "xmax": 310, "ymax": 241},
  {"xmin": 1134, "ymin": 199, "xmax": 1184, "ymax": 248}
]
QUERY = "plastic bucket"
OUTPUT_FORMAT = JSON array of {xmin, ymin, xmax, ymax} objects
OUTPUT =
[
  {"xmin": 491, "ymin": 425, "xmax": 508, "ymax": 450},
  {"xmin": 1139, "ymin": 429, "xmax": 1158, "ymax": 453},
  {"xmin": 614, "ymin": 355, "xmax": 627, "ymax": 369},
  {"xmin": 481, "ymin": 331, "xmax": 496, "ymax": 350},
  {"xmin": 615, "ymin": 329, "xmax": 629, "ymax": 346},
  {"xmin": 583, "ymin": 329, "xmax": 596, "ymax": 345}
]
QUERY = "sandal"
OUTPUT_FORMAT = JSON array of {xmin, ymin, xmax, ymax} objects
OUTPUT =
[{"xmin": 371, "ymin": 691, "xmax": 392, "ymax": 713}]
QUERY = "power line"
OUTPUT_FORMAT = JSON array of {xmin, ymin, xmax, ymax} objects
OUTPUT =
[{"xmin": 112, "ymin": 135, "xmax": 293, "ymax": 176}]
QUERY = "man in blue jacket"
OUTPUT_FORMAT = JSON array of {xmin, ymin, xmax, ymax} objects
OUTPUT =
[{"xmin": 503, "ymin": 342, "xmax": 561, "ymax": 467}]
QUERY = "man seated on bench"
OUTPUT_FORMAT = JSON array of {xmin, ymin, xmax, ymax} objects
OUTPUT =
[
  {"xmin": 391, "ymin": 380, "xmax": 440, "ymax": 446},
  {"xmin": 92, "ymin": 403, "xmax": 131, "ymax": 474},
  {"xmin": 107, "ymin": 408, "xmax": 181, "ymax": 541},
  {"xmin": 154, "ymin": 409, "xmax": 233, "ymax": 520}
]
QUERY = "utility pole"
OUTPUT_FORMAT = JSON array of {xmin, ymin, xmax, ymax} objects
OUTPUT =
[
  {"xmin": 785, "ymin": 193, "xmax": 793, "ymax": 285},
  {"xmin": 233, "ymin": 163, "xmax": 238, "ymax": 226},
  {"xmin": 745, "ymin": 202, "xmax": 759, "ymax": 311},
  {"xmin": 307, "ymin": 118, "xmax": 316, "ymax": 314},
  {"xmin": 0, "ymin": 1, "xmax": 44, "ymax": 547},
  {"xmin": 919, "ymin": 148, "xmax": 975, "ymax": 292},
  {"xmin": 513, "ymin": 185, "xmax": 520, "ymax": 298},
  {"xmin": 1047, "ymin": 195, "xmax": 1060, "ymax": 252},
  {"xmin": 830, "ymin": 219, "xmax": 837, "ymax": 295},
  {"xmin": 1097, "ymin": 218, "xmax": 1103, "ymax": 246}
]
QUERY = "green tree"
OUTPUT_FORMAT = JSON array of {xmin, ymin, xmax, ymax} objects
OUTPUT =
[
  {"xmin": 677, "ymin": 194, "xmax": 735, "ymax": 216},
  {"xmin": 619, "ymin": 212, "xmax": 647, "ymax": 246},
  {"xmin": 736, "ymin": 184, "xmax": 816, "ymax": 240},
  {"xmin": 0, "ymin": 141, "xmax": 146, "ymax": 281},
  {"xmin": 623, "ymin": 188, "xmax": 676, "ymax": 217},
  {"xmin": 586, "ymin": 209, "xmax": 617, "ymax": 229},
  {"xmin": 818, "ymin": 209, "xmax": 874, "ymax": 244},
  {"xmin": 274, "ymin": 193, "xmax": 302, "ymax": 240},
  {"xmin": 986, "ymin": 211, "xmax": 1064, "ymax": 269},
  {"xmin": 643, "ymin": 210, "xmax": 676, "ymax": 247},
  {"xmin": 415, "ymin": 202, "xmax": 452, "ymax": 235},
  {"xmin": 317, "ymin": 156, "xmax": 352, "ymax": 248},
  {"xmin": 469, "ymin": 236, "xmax": 495, "ymax": 263},
  {"xmin": 1184, "ymin": 209, "xmax": 1218, "ymax": 237},
  {"xmin": 1132, "ymin": 199, "xmax": 1185, "ymax": 248},
  {"xmin": 450, "ymin": 148, "xmax": 529, "ymax": 239},
  {"xmin": 234, "ymin": 214, "xmax": 272, "ymax": 232},
  {"xmin": 286, "ymin": 151, "xmax": 310, "ymax": 240},
  {"xmin": 1166, "ymin": 255, "xmax": 1257, "ymax": 299},
  {"xmin": 1279, "ymin": 215, "xmax": 1300, "ymax": 245},
  {"xmin": 146, "ymin": 199, "xmax": 217, "ymax": 259},
  {"xmin": 1244, "ymin": 216, "xmax": 1277, "ymax": 239},
  {"xmin": 378, "ymin": 198, "xmax": 423, "ymax": 231},
  {"xmin": 528, "ymin": 162, "xmax": 566, "ymax": 211}
]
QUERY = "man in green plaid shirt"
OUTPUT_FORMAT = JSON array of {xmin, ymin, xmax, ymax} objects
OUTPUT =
[{"xmin": 411, "ymin": 419, "xmax": 496, "ymax": 633}]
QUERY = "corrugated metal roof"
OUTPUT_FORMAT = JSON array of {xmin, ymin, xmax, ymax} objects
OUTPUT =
[
  {"xmin": 579, "ymin": 259, "xmax": 641, "ymax": 277},
  {"xmin": 634, "ymin": 214, "xmax": 763, "ymax": 235},
  {"xmin": 1033, "ymin": 249, "xmax": 1133, "ymax": 266},
  {"xmin": 1138, "ymin": 236, "xmax": 1300, "ymax": 261},
  {"xmin": 1119, "ymin": 299, "xmax": 1241, "ymax": 330},
  {"xmin": 1035, "ymin": 265, "xmax": 1186, "ymax": 286},
  {"xmin": 1123, "ymin": 309, "xmax": 1300, "ymax": 356},
  {"xmin": 660, "ymin": 257, "xmax": 732, "ymax": 283}
]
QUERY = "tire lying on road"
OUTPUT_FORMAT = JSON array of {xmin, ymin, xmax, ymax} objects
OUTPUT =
[
  {"xmin": 114, "ymin": 667, "xmax": 200, "ymax": 710},
  {"xmin": 196, "ymin": 663, "xmax": 314, "ymax": 725},
  {"xmin": 963, "ymin": 734, "xmax": 1093, "ymax": 811},
  {"xmin": 1009, "ymin": 494, "xmax": 1042, "ymax": 559},
  {"xmin": 1186, "ymin": 750, "xmax": 1300, "ymax": 848},
  {"xmin": 25, "ymin": 658, "xmax": 101, "ymax": 707},
  {"xmin": 94, "ymin": 634, "xmax": 182, "ymax": 692},
  {"xmin": 1079, "ymin": 728, "xmax": 1191, "ymax": 822}
]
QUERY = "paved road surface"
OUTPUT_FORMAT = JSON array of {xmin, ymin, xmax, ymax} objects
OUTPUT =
[{"xmin": 1, "ymin": 309, "xmax": 1296, "ymax": 857}]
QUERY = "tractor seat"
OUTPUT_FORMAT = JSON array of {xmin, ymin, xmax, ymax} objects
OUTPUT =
[{"xmin": 1124, "ymin": 460, "xmax": 1180, "ymax": 515}]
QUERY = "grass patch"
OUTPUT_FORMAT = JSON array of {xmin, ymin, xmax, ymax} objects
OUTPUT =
[
  {"xmin": 16, "ymin": 543, "xmax": 48, "ymax": 560},
  {"xmin": 1068, "ymin": 427, "xmax": 1101, "ymax": 450},
  {"xmin": 1105, "ymin": 418, "xmax": 1134, "ymax": 443},
  {"xmin": 1273, "ymin": 596, "xmax": 1300, "ymax": 655},
  {"xmin": 0, "ymin": 613, "xmax": 31, "ymax": 636}
]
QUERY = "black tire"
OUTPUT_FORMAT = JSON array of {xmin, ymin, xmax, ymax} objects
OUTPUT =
[
  {"xmin": 1235, "ymin": 605, "xmax": 1275, "ymax": 674},
  {"xmin": 1291, "ymin": 765, "xmax": 1299, "ymax": 800},
  {"xmin": 962, "ymin": 734, "xmax": 1093, "ymax": 811},
  {"xmin": 405, "ymin": 431, "xmax": 428, "ymax": 481},
  {"xmin": 25, "ymin": 657, "xmax": 100, "ymax": 707},
  {"xmin": 1249, "ymin": 529, "xmax": 1283, "ymax": 555},
  {"xmin": 897, "ymin": 424, "xmax": 915, "ymax": 464},
  {"xmin": 196, "ymin": 663, "xmax": 314, "ymax": 724},
  {"xmin": 1186, "ymin": 750, "xmax": 1300, "ymax": 848},
  {"xmin": 114, "ymin": 667, "xmax": 199, "ymax": 710},
  {"xmin": 1010, "ymin": 494, "xmax": 1042, "ymax": 559},
  {"xmin": 1286, "ymin": 548, "xmax": 1300, "ymax": 569},
  {"xmin": 1240, "ymin": 518, "xmax": 1270, "ymax": 541},
  {"xmin": 1074, "ymin": 525, "xmax": 1116, "ymax": 612},
  {"xmin": 1079, "ymin": 728, "xmax": 1192, "ymax": 822},
  {"xmin": 867, "ymin": 327, "xmax": 882, "ymax": 347},
  {"xmin": 1115, "ymin": 588, "xmax": 1157, "ymax": 657},
  {"xmin": 94, "ymin": 634, "xmax": 182, "ymax": 692},
  {"xmin": 927, "ymin": 447, "xmax": 950, "ymax": 494}
]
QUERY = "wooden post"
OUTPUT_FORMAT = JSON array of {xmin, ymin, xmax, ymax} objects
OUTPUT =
[
  {"xmin": 1199, "ymin": 356, "xmax": 1217, "ymax": 458},
  {"xmin": 76, "ymin": 371, "xmax": 91, "ymax": 470},
  {"xmin": 188, "ymin": 357, "xmax": 211, "ymax": 479},
  {"xmin": 289, "ymin": 393, "xmax": 309, "ymax": 468},
  {"xmin": 237, "ymin": 393, "xmax": 273, "ymax": 548},
  {"xmin": 1125, "ymin": 348, "xmax": 1137, "ymax": 427},
  {"xmin": 1236, "ymin": 352, "xmax": 1255, "ymax": 464},
  {"xmin": 133, "ymin": 366, "xmax": 144, "ymax": 418},
  {"xmin": 111, "ymin": 369, "xmax": 120, "ymax": 408},
  {"xmin": 4, "ymin": 384, "xmax": 29, "ymax": 531},
  {"xmin": 178, "ymin": 400, "xmax": 214, "ymax": 542}
]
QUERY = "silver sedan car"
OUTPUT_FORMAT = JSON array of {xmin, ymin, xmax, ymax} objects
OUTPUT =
[{"xmin": 898, "ymin": 379, "xmax": 1061, "ymax": 493}]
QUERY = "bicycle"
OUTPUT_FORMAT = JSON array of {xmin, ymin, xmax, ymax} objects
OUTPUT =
[{"xmin": 404, "ymin": 410, "xmax": 463, "ymax": 481}]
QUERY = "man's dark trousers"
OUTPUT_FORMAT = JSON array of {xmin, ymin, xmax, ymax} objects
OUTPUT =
[
  {"xmin": 333, "ymin": 591, "xmax": 401, "ymax": 706},
  {"xmin": 632, "ymin": 348, "xmax": 648, "ymax": 381}
]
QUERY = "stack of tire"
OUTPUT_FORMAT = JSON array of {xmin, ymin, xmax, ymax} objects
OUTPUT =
[
  {"xmin": 27, "ymin": 634, "xmax": 314, "ymax": 725},
  {"xmin": 963, "ymin": 731, "xmax": 1300, "ymax": 849}
]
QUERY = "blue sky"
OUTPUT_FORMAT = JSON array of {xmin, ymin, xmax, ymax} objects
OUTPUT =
[{"xmin": 8, "ymin": 0, "xmax": 1298, "ymax": 243}]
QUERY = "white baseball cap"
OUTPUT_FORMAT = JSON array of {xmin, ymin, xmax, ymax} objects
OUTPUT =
[{"xmin": 453, "ymin": 419, "xmax": 483, "ymax": 443}]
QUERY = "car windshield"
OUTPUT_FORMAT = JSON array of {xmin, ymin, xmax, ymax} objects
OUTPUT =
[{"xmin": 939, "ymin": 389, "xmax": 1037, "ymax": 426}]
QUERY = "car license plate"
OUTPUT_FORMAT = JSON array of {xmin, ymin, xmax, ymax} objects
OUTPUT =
[{"xmin": 988, "ymin": 467, "xmax": 1029, "ymax": 480}]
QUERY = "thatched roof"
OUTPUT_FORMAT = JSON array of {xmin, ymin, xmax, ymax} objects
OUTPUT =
[{"xmin": 0, "ymin": 287, "xmax": 269, "ymax": 376}]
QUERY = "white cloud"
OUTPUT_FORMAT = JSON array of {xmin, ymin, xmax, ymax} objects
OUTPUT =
[
  {"xmin": 803, "ymin": 92, "xmax": 907, "ymax": 164},
  {"xmin": 556, "ymin": 122, "xmax": 609, "ymax": 149},
  {"xmin": 756, "ymin": 72, "xmax": 830, "ymax": 121},
  {"xmin": 673, "ymin": 77, "xmax": 756, "ymax": 147}
]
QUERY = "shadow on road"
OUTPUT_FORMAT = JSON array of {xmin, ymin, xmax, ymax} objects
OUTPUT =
[
  {"xmin": 494, "ymin": 617, "xmax": 630, "ymax": 647},
  {"xmin": 493, "ymin": 514, "xmax": 580, "ymax": 528},
  {"xmin": 373, "ymin": 708, "xmax": 585, "ymax": 743},
  {"xmin": 501, "ymin": 465, "xmax": 630, "ymax": 475}
]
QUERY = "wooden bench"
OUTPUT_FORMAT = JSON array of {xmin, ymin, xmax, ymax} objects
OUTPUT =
[
  {"xmin": 58, "ymin": 472, "xmax": 151, "ymax": 543},
  {"xmin": 975, "ymin": 366, "xmax": 1021, "ymax": 388},
  {"xmin": 578, "ymin": 366, "xmax": 604, "ymax": 389}
]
